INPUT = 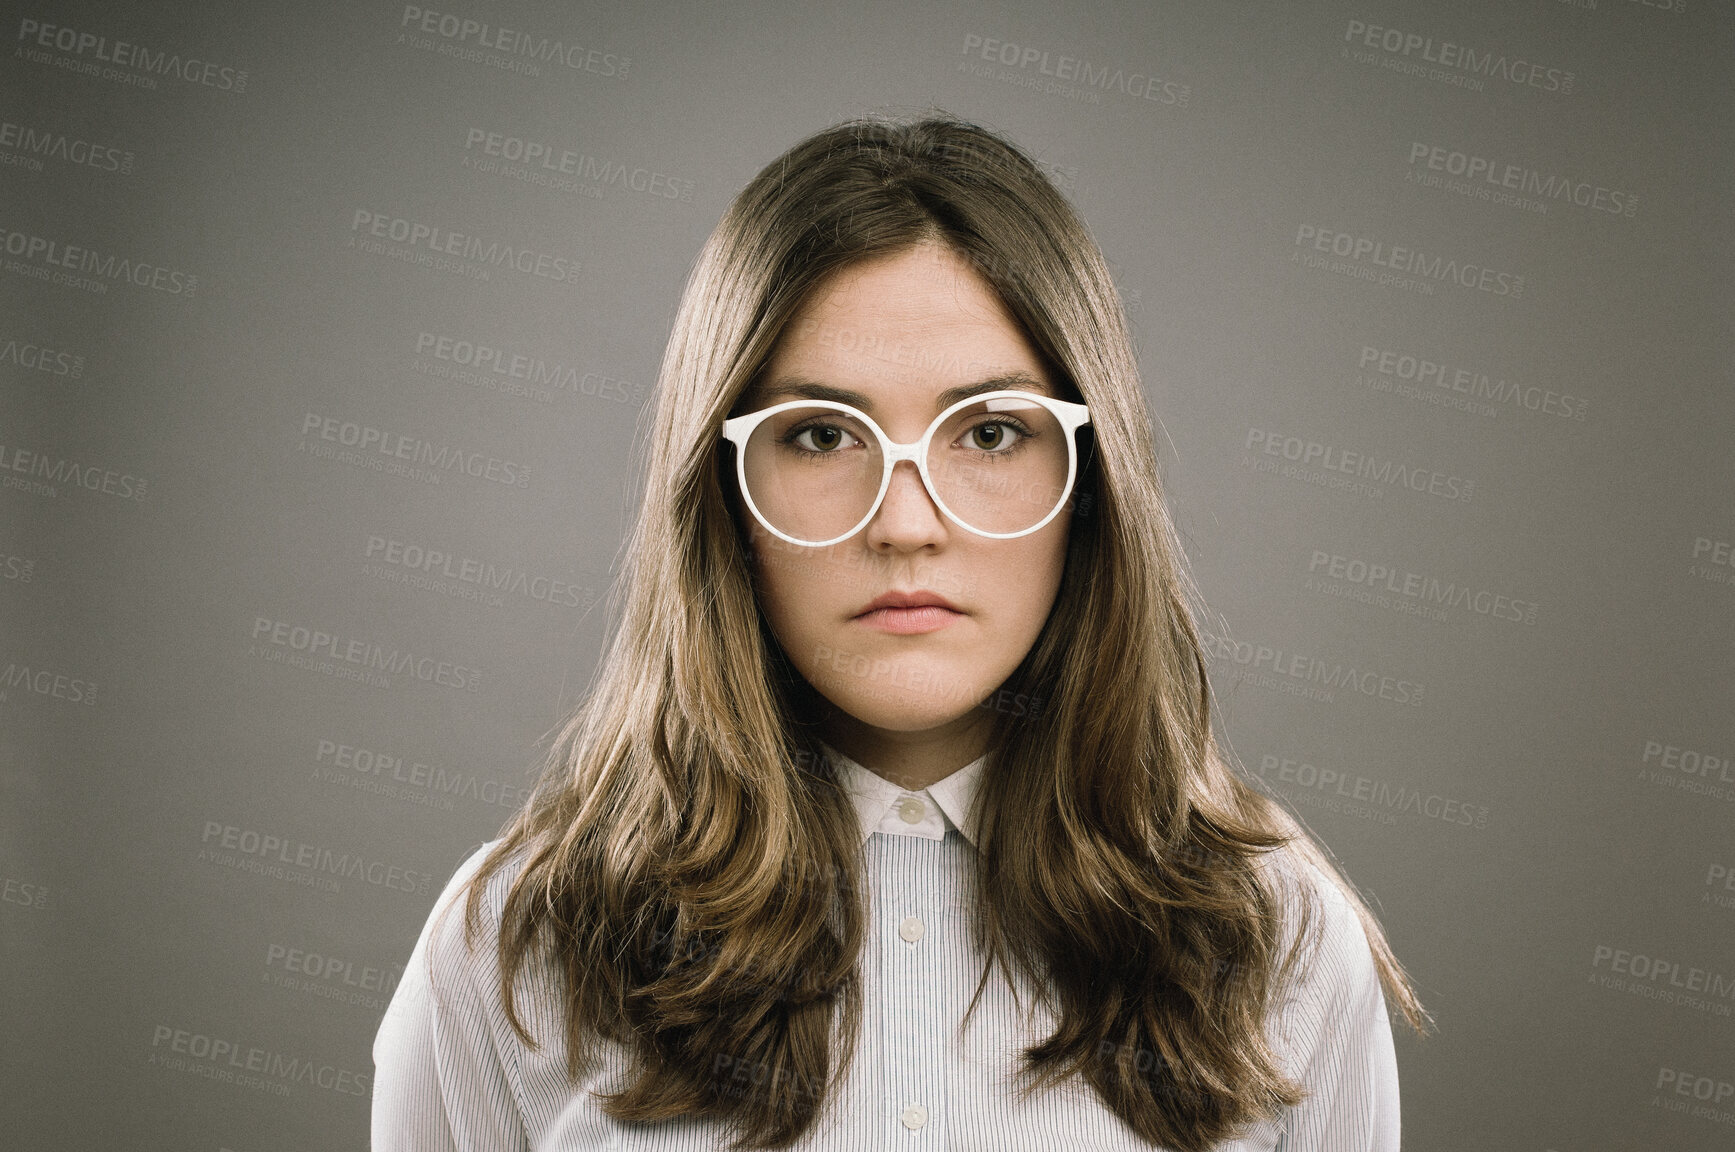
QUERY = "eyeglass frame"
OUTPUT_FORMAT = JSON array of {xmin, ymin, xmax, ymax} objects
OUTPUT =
[{"xmin": 720, "ymin": 388, "xmax": 1093, "ymax": 547}]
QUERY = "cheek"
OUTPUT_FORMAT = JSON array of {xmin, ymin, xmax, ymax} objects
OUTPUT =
[
  {"xmin": 973, "ymin": 522, "xmax": 1070, "ymax": 633},
  {"xmin": 1022, "ymin": 514, "xmax": 1072, "ymax": 589},
  {"xmin": 749, "ymin": 527, "xmax": 843, "ymax": 635}
]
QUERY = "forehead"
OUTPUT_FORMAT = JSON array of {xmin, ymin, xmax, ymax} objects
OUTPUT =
[{"xmin": 749, "ymin": 243, "xmax": 1053, "ymax": 415}]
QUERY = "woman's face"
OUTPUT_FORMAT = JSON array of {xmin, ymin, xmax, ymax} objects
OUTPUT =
[{"xmin": 736, "ymin": 240, "xmax": 1073, "ymax": 756}]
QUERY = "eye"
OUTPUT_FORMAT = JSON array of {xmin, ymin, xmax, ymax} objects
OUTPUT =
[
  {"xmin": 961, "ymin": 419, "xmax": 1030, "ymax": 453},
  {"xmin": 788, "ymin": 421, "xmax": 861, "ymax": 453}
]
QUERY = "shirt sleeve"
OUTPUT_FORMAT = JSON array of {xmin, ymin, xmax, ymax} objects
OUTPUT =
[
  {"xmin": 1268, "ymin": 859, "xmax": 1402, "ymax": 1152},
  {"xmin": 372, "ymin": 840, "xmax": 531, "ymax": 1152}
]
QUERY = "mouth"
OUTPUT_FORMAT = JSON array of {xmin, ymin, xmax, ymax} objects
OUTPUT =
[
  {"xmin": 851, "ymin": 589, "xmax": 964, "ymax": 635},
  {"xmin": 853, "ymin": 589, "xmax": 963, "ymax": 617}
]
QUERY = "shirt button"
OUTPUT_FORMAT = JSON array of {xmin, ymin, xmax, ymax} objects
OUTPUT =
[
  {"xmin": 900, "ymin": 1103, "xmax": 928, "ymax": 1129},
  {"xmin": 898, "ymin": 915, "xmax": 924, "ymax": 943},
  {"xmin": 895, "ymin": 796, "xmax": 926, "ymax": 824}
]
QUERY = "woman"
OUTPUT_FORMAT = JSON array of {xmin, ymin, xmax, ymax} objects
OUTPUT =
[{"xmin": 372, "ymin": 113, "xmax": 1429, "ymax": 1152}]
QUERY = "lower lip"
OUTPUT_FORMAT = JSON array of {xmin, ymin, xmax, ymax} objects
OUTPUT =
[{"xmin": 853, "ymin": 606, "xmax": 963, "ymax": 634}]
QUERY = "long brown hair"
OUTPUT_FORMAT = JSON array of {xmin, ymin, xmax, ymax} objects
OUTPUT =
[{"xmin": 444, "ymin": 112, "xmax": 1430, "ymax": 1151}]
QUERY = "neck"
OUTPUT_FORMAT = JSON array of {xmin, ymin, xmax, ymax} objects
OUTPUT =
[{"xmin": 818, "ymin": 705, "xmax": 993, "ymax": 791}]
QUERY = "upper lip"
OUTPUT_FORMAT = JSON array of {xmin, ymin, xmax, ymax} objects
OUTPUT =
[{"xmin": 856, "ymin": 589, "xmax": 962, "ymax": 616}]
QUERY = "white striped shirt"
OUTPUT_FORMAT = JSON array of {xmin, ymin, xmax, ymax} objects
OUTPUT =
[{"xmin": 372, "ymin": 743, "xmax": 1400, "ymax": 1150}]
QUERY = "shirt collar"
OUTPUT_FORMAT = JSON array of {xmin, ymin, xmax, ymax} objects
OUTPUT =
[{"xmin": 820, "ymin": 739, "xmax": 987, "ymax": 850}]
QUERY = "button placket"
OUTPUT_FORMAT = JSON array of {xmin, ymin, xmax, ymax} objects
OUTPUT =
[{"xmin": 881, "ymin": 839, "xmax": 953, "ymax": 1143}]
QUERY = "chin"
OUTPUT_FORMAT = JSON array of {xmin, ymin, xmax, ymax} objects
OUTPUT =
[
  {"xmin": 806, "ymin": 663, "xmax": 988, "ymax": 733},
  {"xmin": 837, "ymin": 699, "xmax": 977, "ymax": 735}
]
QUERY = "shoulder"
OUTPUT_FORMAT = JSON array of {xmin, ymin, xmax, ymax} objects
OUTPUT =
[
  {"xmin": 430, "ymin": 838, "xmax": 520, "ymax": 940},
  {"xmin": 1254, "ymin": 843, "xmax": 1382, "ymax": 1016},
  {"xmin": 413, "ymin": 838, "xmax": 536, "ymax": 1014},
  {"xmin": 374, "ymin": 840, "xmax": 515, "ymax": 1069},
  {"xmin": 1245, "ymin": 851, "xmax": 1403, "ymax": 1148}
]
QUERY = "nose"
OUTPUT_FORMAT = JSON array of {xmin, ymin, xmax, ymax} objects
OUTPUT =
[{"xmin": 864, "ymin": 459, "xmax": 948, "ymax": 549}]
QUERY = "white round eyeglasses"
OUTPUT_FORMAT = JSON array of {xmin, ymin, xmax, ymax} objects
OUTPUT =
[{"xmin": 721, "ymin": 389, "xmax": 1092, "ymax": 548}]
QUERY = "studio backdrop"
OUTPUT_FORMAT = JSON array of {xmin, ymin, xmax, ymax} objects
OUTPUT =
[{"xmin": 3, "ymin": 1, "xmax": 1731, "ymax": 1149}]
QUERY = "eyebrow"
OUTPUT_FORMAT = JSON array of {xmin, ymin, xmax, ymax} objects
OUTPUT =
[{"xmin": 751, "ymin": 371, "xmax": 1052, "ymax": 413}]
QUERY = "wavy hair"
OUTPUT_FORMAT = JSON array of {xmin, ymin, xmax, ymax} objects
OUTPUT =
[{"xmin": 442, "ymin": 112, "xmax": 1429, "ymax": 1151}]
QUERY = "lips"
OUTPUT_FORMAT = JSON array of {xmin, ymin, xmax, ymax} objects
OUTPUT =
[{"xmin": 854, "ymin": 589, "xmax": 963, "ymax": 617}]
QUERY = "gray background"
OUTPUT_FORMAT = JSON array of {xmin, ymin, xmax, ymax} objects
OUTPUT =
[{"xmin": 4, "ymin": 0, "xmax": 1732, "ymax": 1149}]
